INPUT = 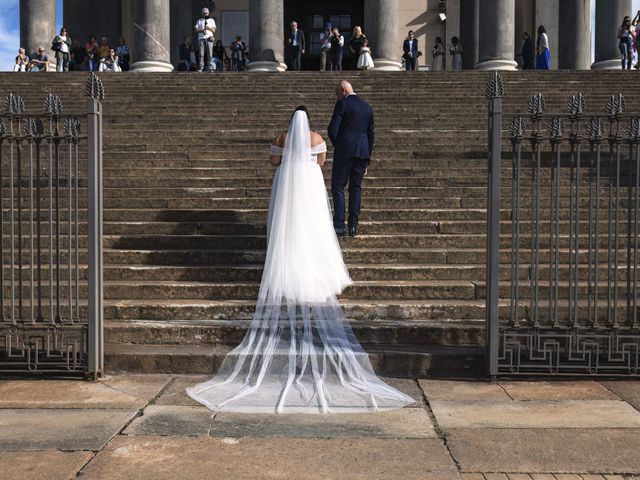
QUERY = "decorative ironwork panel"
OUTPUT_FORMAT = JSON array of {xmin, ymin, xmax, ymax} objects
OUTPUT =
[
  {"xmin": 0, "ymin": 75, "xmax": 104, "ymax": 376},
  {"xmin": 486, "ymin": 74, "xmax": 640, "ymax": 377}
]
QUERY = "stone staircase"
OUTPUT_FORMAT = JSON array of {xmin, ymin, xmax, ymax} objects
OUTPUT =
[{"xmin": 1, "ymin": 71, "xmax": 637, "ymax": 377}]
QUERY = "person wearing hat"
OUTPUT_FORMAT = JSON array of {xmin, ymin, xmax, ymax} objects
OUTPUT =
[
  {"xmin": 320, "ymin": 22, "xmax": 333, "ymax": 71},
  {"xmin": 195, "ymin": 7, "xmax": 217, "ymax": 72}
]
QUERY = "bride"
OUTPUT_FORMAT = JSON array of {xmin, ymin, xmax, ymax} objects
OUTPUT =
[{"xmin": 186, "ymin": 106, "xmax": 414, "ymax": 413}]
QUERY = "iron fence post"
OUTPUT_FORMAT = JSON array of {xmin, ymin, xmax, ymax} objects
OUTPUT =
[
  {"xmin": 485, "ymin": 73, "xmax": 504, "ymax": 380},
  {"xmin": 86, "ymin": 74, "xmax": 105, "ymax": 379}
]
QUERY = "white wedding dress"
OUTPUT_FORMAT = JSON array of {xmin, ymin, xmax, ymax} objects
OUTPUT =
[{"xmin": 186, "ymin": 111, "xmax": 414, "ymax": 413}]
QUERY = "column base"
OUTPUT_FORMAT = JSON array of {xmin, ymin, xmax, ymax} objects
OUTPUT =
[
  {"xmin": 476, "ymin": 59, "xmax": 518, "ymax": 71},
  {"xmin": 591, "ymin": 59, "xmax": 623, "ymax": 70},
  {"xmin": 371, "ymin": 59, "xmax": 402, "ymax": 71},
  {"xmin": 247, "ymin": 60, "xmax": 288, "ymax": 72},
  {"xmin": 131, "ymin": 60, "xmax": 174, "ymax": 72}
]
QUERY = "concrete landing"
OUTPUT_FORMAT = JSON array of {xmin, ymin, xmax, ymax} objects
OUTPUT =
[{"xmin": 1, "ymin": 375, "xmax": 640, "ymax": 479}]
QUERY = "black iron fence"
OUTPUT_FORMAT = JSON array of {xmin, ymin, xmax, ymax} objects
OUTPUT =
[
  {"xmin": 0, "ymin": 74, "xmax": 104, "ymax": 377},
  {"xmin": 486, "ymin": 73, "xmax": 640, "ymax": 377}
]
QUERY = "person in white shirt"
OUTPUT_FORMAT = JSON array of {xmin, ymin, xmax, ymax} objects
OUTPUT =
[
  {"xmin": 618, "ymin": 15, "xmax": 635, "ymax": 70},
  {"xmin": 98, "ymin": 48, "xmax": 121, "ymax": 72},
  {"xmin": 195, "ymin": 7, "xmax": 217, "ymax": 72},
  {"xmin": 535, "ymin": 25, "xmax": 550, "ymax": 70},
  {"xmin": 53, "ymin": 27, "xmax": 71, "ymax": 72}
]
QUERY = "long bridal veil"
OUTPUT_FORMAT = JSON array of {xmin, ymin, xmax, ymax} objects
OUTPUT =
[{"xmin": 186, "ymin": 111, "xmax": 414, "ymax": 413}]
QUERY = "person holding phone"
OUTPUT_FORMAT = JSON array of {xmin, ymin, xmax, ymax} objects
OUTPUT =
[
  {"xmin": 618, "ymin": 15, "xmax": 634, "ymax": 70},
  {"xmin": 195, "ymin": 7, "xmax": 217, "ymax": 72},
  {"xmin": 320, "ymin": 23, "xmax": 332, "ymax": 71}
]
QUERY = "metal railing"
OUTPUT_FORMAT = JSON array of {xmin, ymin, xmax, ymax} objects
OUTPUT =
[
  {"xmin": 486, "ymin": 73, "xmax": 640, "ymax": 377},
  {"xmin": 0, "ymin": 74, "xmax": 104, "ymax": 378}
]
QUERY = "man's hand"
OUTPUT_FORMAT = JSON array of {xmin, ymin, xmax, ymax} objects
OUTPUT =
[{"xmin": 301, "ymin": 50, "xmax": 305, "ymax": 54}]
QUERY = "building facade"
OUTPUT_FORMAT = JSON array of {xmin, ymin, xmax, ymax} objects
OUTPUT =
[{"xmin": 19, "ymin": 0, "xmax": 632, "ymax": 71}]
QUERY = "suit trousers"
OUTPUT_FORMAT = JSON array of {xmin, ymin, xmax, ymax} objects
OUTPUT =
[
  {"xmin": 289, "ymin": 46, "xmax": 302, "ymax": 70},
  {"xmin": 332, "ymin": 156, "xmax": 368, "ymax": 231},
  {"xmin": 330, "ymin": 51, "xmax": 343, "ymax": 71}
]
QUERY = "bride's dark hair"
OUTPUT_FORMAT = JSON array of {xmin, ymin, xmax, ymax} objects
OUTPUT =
[{"xmin": 293, "ymin": 105, "xmax": 310, "ymax": 122}]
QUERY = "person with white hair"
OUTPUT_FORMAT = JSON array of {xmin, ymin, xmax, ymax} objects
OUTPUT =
[
  {"xmin": 195, "ymin": 7, "xmax": 217, "ymax": 72},
  {"xmin": 14, "ymin": 48, "xmax": 30, "ymax": 72}
]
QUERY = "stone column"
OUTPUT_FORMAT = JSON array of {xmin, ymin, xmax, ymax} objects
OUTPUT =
[
  {"xmin": 558, "ymin": 0, "xmax": 591, "ymax": 70},
  {"xmin": 131, "ymin": 0, "xmax": 174, "ymax": 72},
  {"xmin": 593, "ymin": 0, "xmax": 632, "ymax": 69},
  {"xmin": 20, "ymin": 0, "xmax": 56, "ymax": 58},
  {"xmin": 476, "ymin": 0, "xmax": 517, "ymax": 70},
  {"xmin": 248, "ymin": 0, "xmax": 286, "ymax": 71},
  {"xmin": 460, "ymin": 0, "xmax": 479, "ymax": 69},
  {"xmin": 364, "ymin": 0, "xmax": 401, "ymax": 70}
]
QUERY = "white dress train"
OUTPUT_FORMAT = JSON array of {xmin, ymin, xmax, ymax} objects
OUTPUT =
[{"xmin": 186, "ymin": 111, "xmax": 415, "ymax": 414}]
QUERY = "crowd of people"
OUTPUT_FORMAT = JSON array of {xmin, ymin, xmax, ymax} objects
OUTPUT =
[
  {"xmin": 13, "ymin": 7, "xmax": 640, "ymax": 73},
  {"xmin": 520, "ymin": 11, "xmax": 640, "ymax": 70},
  {"xmin": 11, "ymin": 21, "xmax": 462, "ymax": 74},
  {"xmin": 178, "ymin": 8, "xmax": 248, "ymax": 72},
  {"xmin": 13, "ymin": 26, "xmax": 129, "ymax": 73}
]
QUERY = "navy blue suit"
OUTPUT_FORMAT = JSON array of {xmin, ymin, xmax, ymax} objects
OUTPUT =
[
  {"xmin": 403, "ymin": 39, "xmax": 419, "ymax": 70},
  {"xmin": 328, "ymin": 94, "xmax": 375, "ymax": 232}
]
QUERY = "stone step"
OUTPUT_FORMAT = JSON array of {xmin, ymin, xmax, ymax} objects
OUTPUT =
[
  {"xmin": 101, "ymin": 234, "xmax": 633, "ymax": 251},
  {"xmin": 102, "ymin": 247, "xmax": 449, "ymax": 265},
  {"xmin": 100, "ymin": 280, "xmax": 477, "ymax": 301},
  {"xmin": 103, "ymin": 342, "xmax": 485, "ymax": 377},
  {"xmin": 98, "ymin": 264, "xmax": 633, "ymax": 283},
  {"xmin": 104, "ymin": 318, "xmax": 485, "ymax": 347},
  {"xmin": 97, "ymin": 207, "xmax": 616, "ymax": 223},
  {"xmin": 2, "ymin": 261, "xmax": 633, "ymax": 287},
  {"xmin": 7, "ymin": 279, "xmax": 636, "ymax": 304},
  {"xmin": 103, "ymin": 299, "xmax": 501, "ymax": 322}
]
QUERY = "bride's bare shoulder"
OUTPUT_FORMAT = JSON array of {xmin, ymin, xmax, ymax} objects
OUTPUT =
[
  {"xmin": 310, "ymin": 130, "xmax": 325, "ymax": 147},
  {"xmin": 272, "ymin": 131, "xmax": 287, "ymax": 147}
]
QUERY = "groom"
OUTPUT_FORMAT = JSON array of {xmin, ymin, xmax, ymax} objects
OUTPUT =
[{"xmin": 328, "ymin": 80, "xmax": 374, "ymax": 238}]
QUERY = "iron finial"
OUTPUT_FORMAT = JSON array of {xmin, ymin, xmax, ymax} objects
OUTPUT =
[
  {"xmin": 484, "ymin": 71, "xmax": 504, "ymax": 101},
  {"xmin": 44, "ymin": 92, "xmax": 63, "ymax": 115},
  {"xmin": 84, "ymin": 72, "xmax": 105, "ymax": 101}
]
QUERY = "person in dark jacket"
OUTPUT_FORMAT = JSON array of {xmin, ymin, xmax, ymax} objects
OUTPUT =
[
  {"xmin": 328, "ymin": 80, "xmax": 375, "ymax": 237},
  {"xmin": 287, "ymin": 20, "xmax": 305, "ymax": 70},
  {"xmin": 521, "ymin": 32, "xmax": 535, "ymax": 69},
  {"xmin": 403, "ymin": 30, "xmax": 419, "ymax": 70},
  {"xmin": 178, "ymin": 36, "xmax": 195, "ymax": 71}
]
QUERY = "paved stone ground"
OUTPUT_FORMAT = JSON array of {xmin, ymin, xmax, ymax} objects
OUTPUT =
[{"xmin": 1, "ymin": 375, "xmax": 640, "ymax": 479}]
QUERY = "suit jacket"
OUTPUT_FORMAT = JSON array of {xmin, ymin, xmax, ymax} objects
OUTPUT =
[
  {"xmin": 290, "ymin": 29, "xmax": 306, "ymax": 51},
  {"xmin": 328, "ymin": 94, "xmax": 375, "ymax": 163},
  {"xmin": 522, "ymin": 36, "xmax": 535, "ymax": 68},
  {"xmin": 403, "ymin": 38, "xmax": 419, "ymax": 57}
]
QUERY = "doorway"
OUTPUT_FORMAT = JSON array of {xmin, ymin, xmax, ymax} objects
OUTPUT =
[{"xmin": 284, "ymin": 0, "xmax": 365, "ymax": 70}]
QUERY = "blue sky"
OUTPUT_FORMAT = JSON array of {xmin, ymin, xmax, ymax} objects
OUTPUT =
[{"xmin": 1, "ymin": 0, "xmax": 640, "ymax": 70}]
